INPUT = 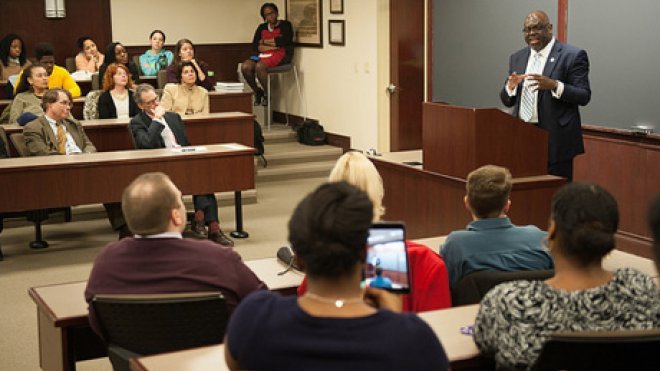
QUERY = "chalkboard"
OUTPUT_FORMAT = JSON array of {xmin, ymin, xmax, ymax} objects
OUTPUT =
[
  {"xmin": 432, "ymin": 0, "xmax": 557, "ymax": 109},
  {"xmin": 568, "ymin": 0, "xmax": 660, "ymax": 129}
]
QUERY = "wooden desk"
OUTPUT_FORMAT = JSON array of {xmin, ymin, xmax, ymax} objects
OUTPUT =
[
  {"xmin": 130, "ymin": 305, "xmax": 485, "ymax": 371},
  {"xmin": 419, "ymin": 304, "xmax": 487, "ymax": 369},
  {"xmin": 2, "ymin": 112, "xmax": 254, "ymax": 156},
  {"xmin": 0, "ymin": 143, "xmax": 254, "ymax": 213},
  {"xmin": 208, "ymin": 91, "xmax": 252, "ymax": 115},
  {"xmin": 27, "ymin": 257, "xmax": 302, "ymax": 371},
  {"xmin": 371, "ymin": 151, "xmax": 565, "ymax": 239},
  {"xmin": 130, "ymin": 345, "xmax": 228, "ymax": 371}
]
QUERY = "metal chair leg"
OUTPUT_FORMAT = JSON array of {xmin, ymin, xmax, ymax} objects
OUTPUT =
[{"xmin": 267, "ymin": 74, "xmax": 271, "ymax": 130}]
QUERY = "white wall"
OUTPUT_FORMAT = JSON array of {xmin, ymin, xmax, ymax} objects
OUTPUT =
[
  {"xmin": 272, "ymin": 0, "xmax": 387, "ymax": 151},
  {"xmin": 111, "ymin": 0, "xmax": 267, "ymax": 45},
  {"xmin": 110, "ymin": 0, "xmax": 388, "ymax": 151}
]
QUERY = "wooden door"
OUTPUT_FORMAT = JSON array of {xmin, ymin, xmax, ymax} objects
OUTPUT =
[{"xmin": 389, "ymin": 0, "xmax": 425, "ymax": 151}]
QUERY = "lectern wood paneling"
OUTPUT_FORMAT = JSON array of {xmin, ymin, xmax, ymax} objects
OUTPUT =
[{"xmin": 422, "ymin": 103, "xmax": 548, "ymax": 179}]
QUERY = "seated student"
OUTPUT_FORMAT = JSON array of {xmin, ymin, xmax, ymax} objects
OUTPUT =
[
  {"xmin": 22, "ymin": 89, "xmax": 129, "ymax": 238},
  {"xmin": 166, "ymin": 38, "xmax": 213, "ymax": 90},
  {"xmin": 15, "ymin": 43, "xmax": 81, "ymax": 97},
  {"xmin": 161, "ymin": 61, "xmax": 209, "ymax": 115},
  {"xmin": 130, "ymin": 84, "xmax": 233, "ymax": 247},
  {"xmin": 98, "ymin": 63, "xmax": 139, "ymax": 119},
  {"xmin": 225, "ymin": 182, "xmax": 449, "ymax": 371},
  {"xmin": 0, "ymin": 33, "xmax": 28, "ymax": 82},
  {"xmin": 9, "ymin": 64, "xmax": 48, "ymax": 124},
  {"xmin": 648, "ymin": 193, "xmax": 660, "ymax": 272},
  {"xmin": 440, "ymin": 165, "xmax": 553, "ymax": 288},
  {"xmin": 99, "ymin": 42, "xmax": 140, "ymax": 84},
  {"xmin": 84, "ymin": 172, "xmax": 266, "ymax": 337},
  {"xmin": 74, "ymin": 36, "xmax": 104, "ymax": 73},
  {"xmin": 241, "ymin": 2, "xmax": 294, "ymax": 105},
  {"xmin": 139, "ymin": 30, "xmax": 173, "ymax": 76},
  {"xmin": 297, "ymin": 151, "xmax": 452, "ymax": 312},
  {"xmin": 474, "ymin": 183, "xmax": 660, "ymax": 370}
]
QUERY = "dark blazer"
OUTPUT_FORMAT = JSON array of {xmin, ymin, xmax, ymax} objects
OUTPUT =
[
  {"xmin": 129, "ymin": 110, "xmax": 190, "ymax": 149},
  {"xmin": 97, "ymin": 90, "xmax": 140, "ymax": 119},
  {"xmin": 23, "ymin": 115, "xmax": 96, "ymax": 155},
  {"xmin": 500, "ymin": 41, "xmax": 591, "ymax": 164}
]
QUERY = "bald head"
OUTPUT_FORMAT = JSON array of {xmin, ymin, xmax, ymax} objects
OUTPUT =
[
  {"xmin": 121, "ymin": 172, "xmax": 186, "ymax": 235},
  {"xmin": 523, "ymin": 10, "xmax": 553, "ymax": 51}
]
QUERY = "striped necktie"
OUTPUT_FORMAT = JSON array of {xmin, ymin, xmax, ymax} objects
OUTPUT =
[
  {"xmin": 519, "ymin": 53, "xmax": 542, "ymax": 122},
  {"xmin": 56, "ymin": 122, "xmax": 67, "ymax": 155}
]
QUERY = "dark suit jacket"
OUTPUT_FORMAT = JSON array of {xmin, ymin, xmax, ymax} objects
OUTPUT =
[
  {"xmin": 129, "ymin": 110, "xmax": 190, "ymax": 149},
  {"xmin": 97, "ymin": 90, "xmax": 140, "ymax": 119},
  {"xmin": 23, "ymin": 115, "xmax": 96, "ymax": 156},
  {"xmin": 500, "ymin": 41, "xmax": 591, "ymax": 164}
]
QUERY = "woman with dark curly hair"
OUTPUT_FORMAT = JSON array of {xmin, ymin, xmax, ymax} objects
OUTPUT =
[
  {"xmin": 474, "ymin": 182, "xmax": 659, "ymax": 370},
  {"xmin": 98, "ymin": 42, "xmax": 140, "ymax": 84},
  {"xmin": 0, "ymin": 33, "xmax": 28, "ymax": 81},
  {"xmin": 98, "ymin": 63, "xmax": 139, "ymax": 119}
]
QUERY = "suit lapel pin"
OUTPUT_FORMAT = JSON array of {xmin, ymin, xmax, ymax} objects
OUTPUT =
[{"xmin": 550, "ymin": 57, "xmax": 555, "ymax": 63}]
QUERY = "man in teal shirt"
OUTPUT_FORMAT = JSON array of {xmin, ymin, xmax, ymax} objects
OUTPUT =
[{"xmin": 440, "ymin": 165, "xmax": 553, "ymax": 288}]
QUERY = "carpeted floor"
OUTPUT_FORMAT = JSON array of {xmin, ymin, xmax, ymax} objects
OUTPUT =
[{"xmin": 0, "ymin": 175, "xmax": 327, "ymax": 371}]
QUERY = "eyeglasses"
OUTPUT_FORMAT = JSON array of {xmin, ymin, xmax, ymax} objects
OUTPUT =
[
  {"xmin": 57, "ymin": 100, "xmax": 73, "ymax": 108},
  {"xmin": 522, "ymin": 24, "xmax": 548, "ymax": 34},
  {"xmin": 143, "ymin": 97, "xmax": 159, "ymax": 106}
]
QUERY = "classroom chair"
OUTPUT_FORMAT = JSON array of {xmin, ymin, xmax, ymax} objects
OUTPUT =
[{"xmin": 451, "ymin": 269, "xmax": 555, "ymax": 306}]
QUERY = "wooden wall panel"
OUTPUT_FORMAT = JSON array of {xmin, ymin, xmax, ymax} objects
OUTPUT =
[
  {"xmin": 574, "ymin": 126, "xmax": 660, "ymax": 258},
  {"xmin": 125, "ymin": 43, "xmax": 253, "ymax": 83},
  {"xmin": 0, "ymin": 0, "xmax": 112, "ymax": 66}
]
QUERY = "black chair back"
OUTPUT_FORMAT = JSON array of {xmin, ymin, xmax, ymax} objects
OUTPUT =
[
  {"xmin": 93, "ymin": 292, "xmax": 228, "ymax": 356},
  {"xmin": 451, "ymin": 269, "xmax": 554, "ymax": 306},
  {"xmin": 531, "ymin": 328, "xmax": 660, "ymax": 370}
]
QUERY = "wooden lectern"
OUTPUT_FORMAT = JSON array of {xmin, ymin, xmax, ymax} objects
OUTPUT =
[
  {"xmin": 422, "ymin": 103, "xmax": 548, "ymax": 178},
  {"xmin": 370, "ymin": 102, "xmax": 565, "ymax": 239}
]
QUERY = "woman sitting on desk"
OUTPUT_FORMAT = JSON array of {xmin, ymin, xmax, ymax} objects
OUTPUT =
[
  {"xmin": 161, "ymin": 61, "xmax": 209, "ymax": 116},
  {"xmin": 224, "ymin": 182, "xmax": 449, "ymax": 371},
  {"xmin": 9, "ymin": 64, "xmax": 48, "ymax": 125},
  {"xmin": 474, "ymin": 183, "xmax": 660, "ymax": 370},
  {"xmin": 98, "ymin": 42, "xmax": 140, "ymax": 85},
  {"xmin": 166, "ymin": 38, "xmax": 213, "ymax": 90},
  {"xmin": 98, "ymin": 63, "xmax": 139, "ymax": 119}
]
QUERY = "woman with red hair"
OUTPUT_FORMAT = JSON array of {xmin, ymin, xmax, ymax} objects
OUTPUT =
[{"xmin": 98, "ymin": 63, "xmax": 139, "ymax": 119}]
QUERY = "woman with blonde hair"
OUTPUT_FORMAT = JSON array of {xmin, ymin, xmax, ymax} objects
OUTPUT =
[{"xmin": 328, "ymin": 151, "xmax": 385, "ymax": 222}]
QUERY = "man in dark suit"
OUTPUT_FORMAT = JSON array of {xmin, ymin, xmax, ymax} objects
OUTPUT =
[
  {"xmin": 22, "ymin": 88, "xmax": 128, "ymax": 238},
  {"xmin": 501, "ymin": 10, "xmax": 591, "ymax": 181},
  {"xmin": 129, "ymin": 83, "xmax": 234, "ymax": 247}
]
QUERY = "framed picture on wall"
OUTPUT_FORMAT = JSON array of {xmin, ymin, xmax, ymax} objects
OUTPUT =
[
  {"xmin": 286, "ymin": 0, "xmax": 323, "ymax": 47},
  {"xmin": 329, "ymin": 20, "xmax": 345, "ymax": 46},
  {"xmin": 330, "ymin": 0, "xmax": 344, "ymax": 14}
]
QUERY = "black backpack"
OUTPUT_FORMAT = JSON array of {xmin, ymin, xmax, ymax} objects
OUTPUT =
[
  {"xmin": 297, "ymin": 120, "xmax": 326, "ymax": 146},
  {"xmin": 254, "ymin": 120, "xmax": 267, "ymax": 167}
]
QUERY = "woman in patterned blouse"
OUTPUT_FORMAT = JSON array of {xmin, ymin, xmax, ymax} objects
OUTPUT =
[{"xmin": 474, "ymin": 183, "xmax": 659, "ymax": 370}]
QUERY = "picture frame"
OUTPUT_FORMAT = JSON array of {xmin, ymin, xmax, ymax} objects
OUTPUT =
[
  {"xmin": 286, "ymin": 0, "xmax": 323, "ymax": 48},
  {"xmin": 328, "ymin": 20, "xmax": 345, "ymax": 46},
  {"xmin": 330, "ymin": 0, "xmax": 344, "ymax": 14}
]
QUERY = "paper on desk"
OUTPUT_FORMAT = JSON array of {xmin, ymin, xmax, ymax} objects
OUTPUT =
[{"xmin": 171, "ymin": 146, "xmax": 208, "ymax": 153}]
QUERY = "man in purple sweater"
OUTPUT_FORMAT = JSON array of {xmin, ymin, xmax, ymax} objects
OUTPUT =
[{"xmin": 85, "ymin": 172, "xmax": 266, "ymax": 337}]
